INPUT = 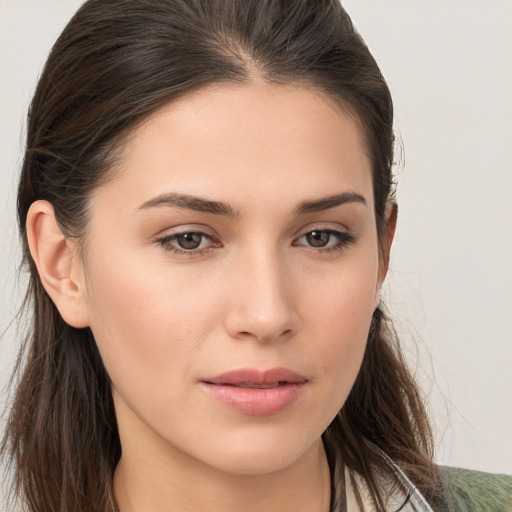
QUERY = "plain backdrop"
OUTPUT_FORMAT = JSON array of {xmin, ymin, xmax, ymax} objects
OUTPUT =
[{"xmin": 1, "ymin": 0, "xmax": 511, "ymax": 488}]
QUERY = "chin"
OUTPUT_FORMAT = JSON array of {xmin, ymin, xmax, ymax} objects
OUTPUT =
[
  {"xmin": 208, "ymin": 450, "xmax": 306, "ymax": 476},
  {"xmin": 196, "ymin": 426, "xmax": 323, "ymax": 476}
]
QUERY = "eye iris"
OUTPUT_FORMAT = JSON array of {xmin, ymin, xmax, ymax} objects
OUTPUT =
[
  {"xmin": 177, "ymin": 232, "xmax": 202, "ymax": 249},
  {"xmin": 306, "ymin": 230, "xmax": 330, "ymax": 247}
]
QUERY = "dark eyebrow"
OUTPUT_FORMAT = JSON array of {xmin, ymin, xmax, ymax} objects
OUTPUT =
[
  {"xmin": 294, "ymin": 191, "xmax": 366, "ymax": 215},
  {"xmin": 137, "ymin": 192, "xmax": 240, "ymax": 218},
  {"xmin": 137, "ymin": 190, "xmax": 365, "ymax": 218}
]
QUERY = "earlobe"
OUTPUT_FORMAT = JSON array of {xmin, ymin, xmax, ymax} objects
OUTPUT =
[{"xmin": 26, "ymin": 200, "xmax": 90, "ymax": 328}]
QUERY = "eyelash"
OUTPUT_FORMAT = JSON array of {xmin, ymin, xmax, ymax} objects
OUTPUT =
[
  {"xmin": 294, "ymin": 228, "xmax": 356, "ymax": 254},
  {"xmin": 156, "ymin": 231, "xmax": 219, "ymax": 257},
  {"xmin": 156, "ymin": 228, "xmax": 356, "ymax": 257}
]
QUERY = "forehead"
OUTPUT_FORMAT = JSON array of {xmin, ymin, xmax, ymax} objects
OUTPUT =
[{"xmin": 94, "ymin": 82, "xmax": 373, "ymax": 213}]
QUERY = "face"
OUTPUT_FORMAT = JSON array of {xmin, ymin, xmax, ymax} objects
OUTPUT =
[{"xmin": 80, "ymin": 82, "xmax": 387, "ymax": 476}]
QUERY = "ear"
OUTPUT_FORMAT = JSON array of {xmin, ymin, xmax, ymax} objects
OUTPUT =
[
  {"xmin": 376, "ymin": 201, "xmax": 398, "ymax": 298},
  {"xmin": 26, "ymin": 200, "xmax": 90, "ymax": 328}
]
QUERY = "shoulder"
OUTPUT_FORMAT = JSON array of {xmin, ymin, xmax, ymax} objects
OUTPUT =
[{"xmin": 437, "ymin": 466, "xmax": 512, "ymax": 512}]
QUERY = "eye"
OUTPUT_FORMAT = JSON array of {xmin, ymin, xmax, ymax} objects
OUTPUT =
[
  {"xmin": 295, "ymin": 228, "xmax": 356, "ymax": 252},
  {"xmin": 156, "ymin": 230, "xmax": 218, "ymax": 256},
  {"xmin": 174, "ymin": 232, "xmax": 205, "ymax": 250},
  {"xmin": 305, "ymin": 230, "xmax": 332, "ymax": 248}
]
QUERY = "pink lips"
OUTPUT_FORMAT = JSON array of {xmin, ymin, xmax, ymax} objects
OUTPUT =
[{"xmin": 201, "ymin": 367, "xmax": 308, "ymax": 416}]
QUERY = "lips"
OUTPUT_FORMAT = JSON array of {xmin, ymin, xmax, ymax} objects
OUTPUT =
[
  {"xmin": 200, "ymin": 367, "xmax": 308, "ymax": 416},
  {"xmin": 203, "ymin": 367, "xmax": 308, "ymax": 387}
]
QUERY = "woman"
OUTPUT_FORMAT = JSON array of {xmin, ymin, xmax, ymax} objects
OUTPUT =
[{"xmin": 1, "ymin": 1, "xmax": 510, "ymax": 511}]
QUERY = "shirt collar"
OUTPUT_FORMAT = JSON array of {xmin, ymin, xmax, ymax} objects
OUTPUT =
[{"xmin": 344, "ymin": 445, "xmax": 435, "ymax": 512}]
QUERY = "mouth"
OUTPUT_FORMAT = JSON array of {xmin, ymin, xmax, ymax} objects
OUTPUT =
[
  {"xmin": 200, "ymin": 367, "xmax": 308, "ymax": 416},
  {"xmin": 203, "ymin": 367, "xmax": 308, "ymax": 386},
  {"xmin": 221, "ymin": 382, "xmax": 291, "ymax": 389}
]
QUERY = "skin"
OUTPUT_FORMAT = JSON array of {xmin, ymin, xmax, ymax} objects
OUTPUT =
[{"xmin": 27, "ymin": 82, "xmax": 396, "ymax": 512}]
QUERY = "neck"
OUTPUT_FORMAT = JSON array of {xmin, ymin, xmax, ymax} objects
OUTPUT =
[{"xmin": 114, "ymin": 436, "xmax": 331, "ymax": 512}]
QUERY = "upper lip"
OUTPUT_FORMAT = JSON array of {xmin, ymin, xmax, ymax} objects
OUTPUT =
[{"xmin": 203, "ymin": 367, "xmax": 308, "ymax": 386}]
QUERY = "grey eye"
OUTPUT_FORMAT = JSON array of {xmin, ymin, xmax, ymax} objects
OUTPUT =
[
  {"xmin": 305, "ymin": 230, "xmax": 331, "ymax": 247},
  {"xmin": 176, "ymin": 232, "xmax": 204, "ymax": 249}
]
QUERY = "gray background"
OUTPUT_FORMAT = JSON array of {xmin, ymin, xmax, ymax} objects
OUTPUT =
[{"xmin": 1, "ymin": 0, "xmax": 511, "ymax": 481}]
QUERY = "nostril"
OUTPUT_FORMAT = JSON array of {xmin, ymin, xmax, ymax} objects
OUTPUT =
[{"xmin": 224, "ymin": 298, "xmax": 298, "ymax": 343}]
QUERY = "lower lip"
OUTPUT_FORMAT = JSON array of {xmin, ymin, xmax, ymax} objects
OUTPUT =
[{"xmin": 200, "ymin": 382, "xmax": 307, "ymax": 416}]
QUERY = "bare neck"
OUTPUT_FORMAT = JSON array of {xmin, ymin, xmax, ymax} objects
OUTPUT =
[{"xmin": 113, "ymin": 438, "xmax": 332, "ymax": 512}]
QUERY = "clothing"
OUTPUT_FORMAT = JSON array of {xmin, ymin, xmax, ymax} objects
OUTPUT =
[
  {"xmin": 342, "ymin": 447, "xmax": 512, "ymax": 511},
  {"xmin": 344, "ymin": 451, "xmax": 436, "ymax": 512},
  {"xmin": 437, "ymin": 466, "xmax": 512, "ymax": 512}
]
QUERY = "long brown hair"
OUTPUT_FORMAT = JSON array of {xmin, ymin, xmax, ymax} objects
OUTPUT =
[{"xmin": 2, "ymin": 1, "xmax": 444, "ymax": 510}]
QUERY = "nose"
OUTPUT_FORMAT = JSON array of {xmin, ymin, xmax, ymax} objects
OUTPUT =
[{"xmin": 224, "ymin": 248, "xmax": 298, "ymax": 343}]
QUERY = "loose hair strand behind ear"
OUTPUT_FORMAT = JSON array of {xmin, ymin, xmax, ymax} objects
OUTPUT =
[{"xmin": 3, "ymin": 278, "xmax": 120, "ymax": 511}]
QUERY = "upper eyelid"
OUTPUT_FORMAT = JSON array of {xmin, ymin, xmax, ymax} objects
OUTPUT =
[
  {"xmin": 157, "ymin": 224, "xmax": 350, "ymax": 238},
  {"xmin": 294, "ymin": 228, "xmax": 355, "ymax": 246},
  {"xmin": 155, "ymin": 225, "xmax": 216, "ymax": 239},
  {"xmin": 156, "ymin": 230, "xmax": 218, "ymax": 256},
  {"xmin": 296, "ymin": 227, "xmax": 349, "ymax": 237},
  {"xmin": 292, "ymin": 223, "xmax": 351, "ymax": 239},
  {"xmin": 157, "ymin": 226, "xmax": 353, "ymax": 249},
  {"xmin": 155, "ymin": 223, "xmax": 352, "ymax": 239},
  {"xmin": 157, "ymin": 230, "xmax": 217, "ymax": 245}
]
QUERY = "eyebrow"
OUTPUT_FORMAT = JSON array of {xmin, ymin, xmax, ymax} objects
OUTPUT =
[
  {"xmin": 137, "ymin": 192, "xmax": 241, "ymax": 218},
  {"xmin": 294, "ymin": 191, "xmax": 366, "ymax": 214},
  {"xmin": 137, "ymin": 190, "xmax": 366, "ymax": 217}
]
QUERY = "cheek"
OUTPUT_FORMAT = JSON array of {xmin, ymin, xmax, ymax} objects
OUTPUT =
[
  {"xmin": 83, "ymin": 251, "xmax": 221, "ymax": 395},
  {"xmin": 300, "ymin": 256, "xmax": 378, "ymax": 397},
  {"xmin": 304, "ymin": 251, "xmax": 378, "ymax": 331}
]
